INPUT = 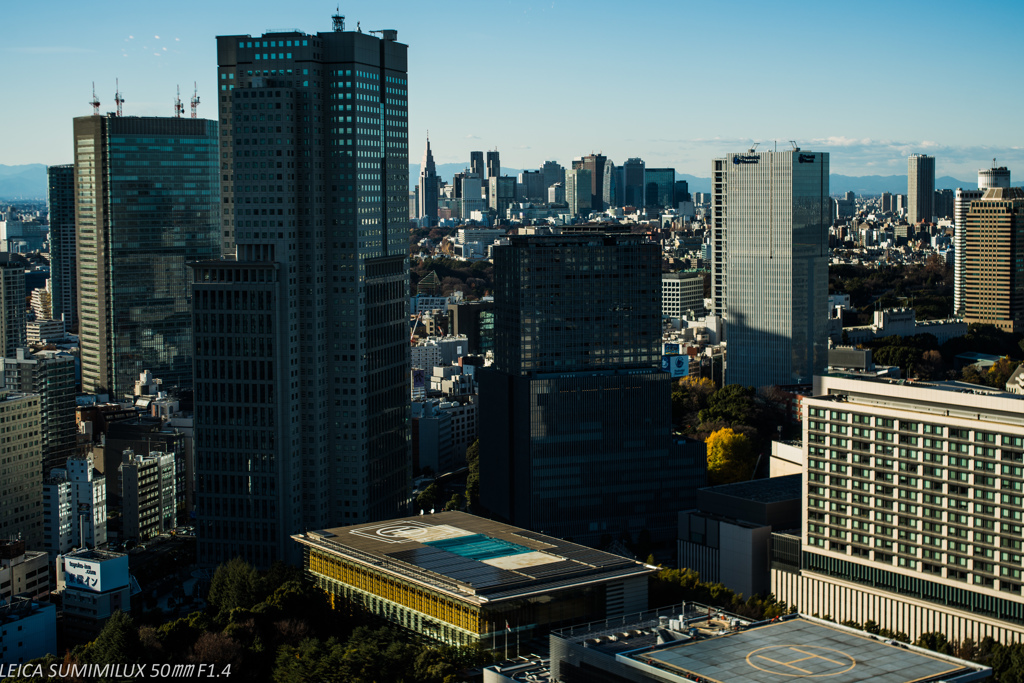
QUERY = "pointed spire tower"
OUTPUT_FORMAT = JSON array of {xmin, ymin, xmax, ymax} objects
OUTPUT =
[{"xmin": 417, "ymin": 134, "xmax": 439, "ymax": 226}]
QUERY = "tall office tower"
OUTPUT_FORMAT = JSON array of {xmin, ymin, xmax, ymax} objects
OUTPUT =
[
  {"xmin": 486, "ymin": 149, "xmax": 500, "ymax": 180},
  {"xmin": 46, "ymin": 165, "xmax": 77, "ymax": 328},
  {"xmin": 934, "ymin": 189, "xmax": 954, "ymax": 220},
  {"xmin": 417, "ymin": 137, "xmax": 438, "ymax": 226},
  {"xmin": 470, "ymin": 151, "xmax": 485, "ymax": 179},
  {"xmin": 880, "ymin": 191, "xmax": 893, "ymax": 213},
  {"xmin": 954, "ymin": 166, "xmax": 1011, "ymax": 316},
  {"xmin": 645, "ymin": 168, "xmax": 676, "ymax": 208},
  {"xmin": 622, "ymin": 157, "xmax": 645, "ymax": 208},
  {"xmin": 199, "ymin": 18, "xmax": 411, "ymax": 567},
  {"xmin": 3, "ymin": 348, "xmax": 76, "ymax": 472},
  {"xmin": 711, "ymin": 150, "xmax": 829, "ymax": 387},
  {"xmin": 0, "ymin": 391, "xmax": 42, "ymax": 549},
  {"xmin": 0, "ymin": 254, "xmax": 27, "ymax": 357},
  {"xmin": 479, "ymin": 233, "xmax": 705, "ymax": 550},
  {"xmin": 540, "ymin": 160, "xmax": 565, "ymax": 193},
  {"xmin": 773, "ymin": 375, "xmax": 1024, "ymax": 643},
  {"xmin": 488, "ymin": 176, "xmax": 516, "ymax": 217},
  {"xmin": 458, "ymin": 173, "xmax": 485, "ymax": 218},
  {"xmin": 564, "ymin": 168, "xmax": 592, "ymax": 216},
  {"xmin": 674, "ymin": 179, "xmax": 690, "ymax": 205},
  {"xmin": 517, "ymin": 170, "xmax": 544, "ymax": 201},
  {"xmin": 962, "ymin": 186, "xmax": 1024, "ymax": 332},
  {"xmin": 578, "ymin": 153, "xmax": 613, "ymax": 210},
  {"xmin": 72, "ymin": 115, "xmax": 219, "ymax": 398},
  {"xmin": 908, "ymin": 154, "xmax": 936, "ymax": 225}
]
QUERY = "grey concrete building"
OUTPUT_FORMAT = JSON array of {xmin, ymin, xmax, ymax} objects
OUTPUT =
[
  {"xmin": 712, "ymin": 150, "xmax": 829, "ymax": 388},
  {"xmin": 3, "ymin": 348, "xmax": 76, "ymax": 472}
]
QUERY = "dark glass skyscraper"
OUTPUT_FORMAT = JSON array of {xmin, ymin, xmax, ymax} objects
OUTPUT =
[
  {"xmin": 479, "ymin": 233, "xmax": 705, "ymax": 552},
  {"xmin": 195, "ymin": 17, "xmax": 410, "ymax": 567},
  {"xmin": 46, "ymin": 165, "xmax": 77, "ymax": 328},
  {"xmin": 622, "ymin": 157, "xmax": 645, "ymax": 208},
  {"xmin": 486, "ymin": 150, "xmax": 500, "ymax": 180},
  {"xmin": 645, "ymin": 168, "xmax": 675, "ymax": 208},
  {"xmin": 72, "ymin": 115, "xmax": 219, "ymax": 397}
]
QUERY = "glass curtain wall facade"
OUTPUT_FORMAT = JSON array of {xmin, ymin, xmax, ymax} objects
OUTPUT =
[
  {"xmin": 645, "ymin": 168, "xmax": 675, "ymax": 208},
  {"xmin": 195, "ymin": 22, "xmax": 411, "ymax": 567},
  {"xmin": 480, "ymin": 234, "xmax": 705, "ymax": 551},
  {"xmin": 46, "ymin": 165, "xmax": 77, "ymax": 328},
  {"xmin": 716, "ymin": 150, "xmax": 829, "ymax": 388},
  {"xmin": 72, "ymin": 116, "xmax": 220, "ymax": 397}
]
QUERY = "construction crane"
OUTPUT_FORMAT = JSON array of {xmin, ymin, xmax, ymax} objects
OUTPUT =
[
  {"xmin": 190, "ymin": 82, "xmax": 200, "ymax": 119},
  {"xmin": 410, "ymin": 310, "xmax": 423, "ymax": 342},
  {"xmin": 114, "ymin": 79, "xmax": 124, "ymax": 117},
  {"xmin": 174, "ymin": 85, "xmax": 184, "ymax": 118},
  {"xmin": 89, "ymin": 82, "xmax": 100, "ymax": 116}
]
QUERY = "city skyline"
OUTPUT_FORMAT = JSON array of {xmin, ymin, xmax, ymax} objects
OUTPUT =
[{"xmin": 4, "ymin": 0, "xmax": 1024, "ymax": 178}]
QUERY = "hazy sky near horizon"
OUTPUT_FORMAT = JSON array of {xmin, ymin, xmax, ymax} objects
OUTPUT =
[{"xmin": 3, "ymin": 0, "xmax": 1023, "ymax": 179}]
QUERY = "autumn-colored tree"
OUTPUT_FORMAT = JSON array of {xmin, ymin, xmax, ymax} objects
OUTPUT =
[{"xmin": 705, "ymin": 427, "xmax": 756, "ymax": 485}]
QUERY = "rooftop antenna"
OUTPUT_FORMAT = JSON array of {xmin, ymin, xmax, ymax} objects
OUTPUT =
[
  {"xmin": 114, "ymin": 79, "xmax": 125, "ymax": 117},
  {"xmin": 90, "ymin": 82, "xmax": 100, "ymax": 116},
  {"xmin": 174, "ymin": 85, "xmax": 184, "ymax": 118},
  {"xmin": 332, "ymin": 6, "xmax": 345, "ymax": 31},
  {"xmin": 190, "ymin": 82, "xmax": 200, "ymax": 118}
]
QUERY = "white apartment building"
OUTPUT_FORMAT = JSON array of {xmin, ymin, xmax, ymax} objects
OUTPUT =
[
  {"xmin": 42, "ymin": 453, "xmax": 107, "ymax": 557},
  {"xmin": 772, "ymin": 375, "xmax": 1024, "ymax": 644}
]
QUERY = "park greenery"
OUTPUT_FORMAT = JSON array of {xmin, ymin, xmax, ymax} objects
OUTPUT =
[
  {"xmin": 672, "ymin": 377, "xmax": 792, "ymax": 485},
  {"xmin": 7, "ymin": 560, "xmax": 491, "ymax": 683},
  {"xmin": 829, "ymin": 257, "xmax": 953, "ymax": 324}
]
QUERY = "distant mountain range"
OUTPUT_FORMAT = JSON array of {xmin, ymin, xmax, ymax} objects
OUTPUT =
[
  {"xmin": 0, "ymin": 164, "xmax": 49, "ymax": 200},
  {"xmin": 0, "ymin": 162, "xmax": 980, "ymax": 201}
]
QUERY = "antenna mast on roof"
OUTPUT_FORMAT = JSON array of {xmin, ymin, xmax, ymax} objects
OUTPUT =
[
  {"xmin": 114, "ymin": 79, "xmax": 124, "ymax": 117},
  {"xmin": 332, "ymin": 6, "xmax": 345, "ymax": 31},
  {"xmin": 174, "ymin": 85, "xmax": 184, "ymax": 118},
  {"xmin": 191, "ymin": 82, "xmax": 200, "ymax": 118},
  {"xmin": 90, "ymin": 82, "xmax": 100, "ymax": 116}
]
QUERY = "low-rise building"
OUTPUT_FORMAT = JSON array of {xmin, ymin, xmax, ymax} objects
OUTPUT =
[
  {"xmin": 662, "ymin": 272, "xmax": 705, "ymax": 318},
  {"xmin": 0, "ymin": 540, "xmax": 49, "ymax": 603},
  {"xmin": 59, "ymin": 548, "xmax": 131, "ymax": 644},
  {"xmin": 41, "ymin": 453, "xmax": 107, "ymax": 558},
  {"xmin": 0, "ymin": 598, "xmax": 57, "ymax": 666},
  {"xmin": 295, "ymin": 511, "xmax": 656, "ymax": 648},
  {"xmin": 678, "ymin": 475, "xmax": 801, "ymax": 598},
  {"xmin": 547, "ymin": 609, "xmax": 990, "ymax": 683},
  {"xmin": 119, "ymin": 449, "xmax": 175, "ymax": 542}
]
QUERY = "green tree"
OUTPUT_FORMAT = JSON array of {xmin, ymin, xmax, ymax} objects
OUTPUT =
[
  {"xmin": 443, "ymin": 493, "xmax": 464, "ymax": 511},
  {"xmin": 699, "ymin": 384, "xmax": 759, "ymax": 427},
  {"xmin": 705, "ymin": 427, "xmax": 755, "ymax": 485},
  {"xmin": 83, "ymin": 610, "xmax": 140, "ymax": 680},
  {"xmin": 207, "ymin": 557, "xmax": 262, "ymax": 618},
  {"xmin": 915, "ymin": 632, "xmax": 951, "ymax": 655},
  {"xmin": 417, "ymin": 482, "xmax": 444, "ymax": 511},
  {"xmin": 465, "ymin": 440, "xmax": 480, "ymax": 508},
  {"xmin": 274, "ymin": 637, "xmax": 348, "ymax": 683}
]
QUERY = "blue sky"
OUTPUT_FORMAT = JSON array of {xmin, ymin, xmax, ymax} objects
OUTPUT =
[{"xmin": 4, "ymin": 0, "xmax": 1023, "ymax": 179}]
